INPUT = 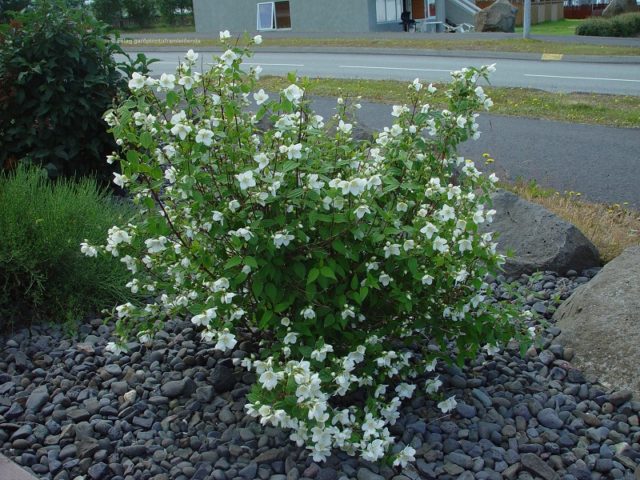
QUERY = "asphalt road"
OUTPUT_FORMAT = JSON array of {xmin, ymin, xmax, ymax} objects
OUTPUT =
[{"xmin": 136, "ymin": 51, "xmax": 640, "ymax": 96}]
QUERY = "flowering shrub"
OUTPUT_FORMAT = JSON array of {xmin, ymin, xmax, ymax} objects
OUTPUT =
[{"xmin": 87, "ymin": 34, "xmax": 532, "ymax": 465}]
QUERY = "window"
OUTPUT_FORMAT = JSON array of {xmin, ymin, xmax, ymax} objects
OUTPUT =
[
  {"xmin": 411, "ymin": 0, "xmax": 436, "ymax": 19},
  {"xmin": 376, "ymin": 0, "xmax": 403, "ymax": 22},
  {"xmin": 257, "ymin": 1, "xmax": 291, "ymax": 30}
]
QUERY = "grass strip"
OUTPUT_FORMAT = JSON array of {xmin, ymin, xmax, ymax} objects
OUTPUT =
[
  {"xmin": 120, "ymin": 35, "xmax": 640, "ymax": 57},
  {"xmin": 257, "ymin": 76, "xmax": 640, "ymax": 128},
  {"xmin": 503, "ymin": 180, "xmax": 640, "ymax": 263}
]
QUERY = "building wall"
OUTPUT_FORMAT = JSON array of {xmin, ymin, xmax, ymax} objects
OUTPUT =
[{"xmin": 194, "ymin": 0, "xmax": 404, "ymax": 33}]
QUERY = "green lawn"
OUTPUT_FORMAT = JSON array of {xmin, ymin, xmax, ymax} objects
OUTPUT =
[
  {"xmin": 121, "ymin": 35, "xmax": 640, "ymax": 57},
  {"xmin": 258, "ymin": 76, "xmax": 640, "ymax": 128},
  {"xmin": 118, "ymin": 24, "xmax": 195, "ymax": 34},
  {"xmin": 515, "ymin": 19, "xmax": 586, "ymax": 36}
]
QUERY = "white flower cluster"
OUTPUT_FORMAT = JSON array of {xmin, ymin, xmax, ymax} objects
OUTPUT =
[{"xmin": 88, "ymin": 43, "xmax": 529, "ymax": 468}]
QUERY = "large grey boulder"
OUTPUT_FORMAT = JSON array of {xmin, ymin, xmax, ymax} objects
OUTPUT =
[
  {"xmin": 475, "ymin": 0, "xmax": 518, "ymax": 33},
  {"xmin": 554, "ymin": 245, "xmax": 640, "ymax": 398},
  {"xmin": 602, "ymin": 0, "xmax": 638, "ymax": 17},
  {"xmin": 483, "ymin": 190, "xmax": 600, "ymax": 277}
]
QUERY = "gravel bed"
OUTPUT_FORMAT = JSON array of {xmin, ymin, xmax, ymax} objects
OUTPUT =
[{"xmin": 1, "ymin": 268, "xmax": 639, "ymax": 480}]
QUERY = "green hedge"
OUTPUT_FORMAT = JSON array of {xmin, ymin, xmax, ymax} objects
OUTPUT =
[
  {"xmin": 0, "ymin": 0, "xmax": 124, "ymax": 184},
  {"xmin": 576, "ymin": 12, "xmax": 640, "ymax": 37},
  {"xmin": 0, "ymin": 167, "xmax": 140, "ymax": 329}
]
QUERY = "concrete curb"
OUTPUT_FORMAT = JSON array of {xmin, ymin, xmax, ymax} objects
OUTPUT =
[
  {"xmin": 0, "ymin": 453, "xmax": 39, "ymax": 480},
  {"xmin": 120, "ymin": 45, "xmax": 640, "ymax": 65}
]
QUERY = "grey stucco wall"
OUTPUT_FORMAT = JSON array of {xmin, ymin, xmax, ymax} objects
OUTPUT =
[
  {"xmin": 194, "ymin": 0, "xmax": 261, "ymax": 34},
  {"xmin": 194, "ymin": 0, "xmax": 405, "ymax": 33},
  {"xmin": 291, "ymin": 0, "xmax": 371, "ymax": 32}
]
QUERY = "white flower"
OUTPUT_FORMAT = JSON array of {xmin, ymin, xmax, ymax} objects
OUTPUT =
[
  {"xmin": 383, "ymin": 243, "xmax": 400, "ymax": 258},
  {"xmin": 178, "ymin": 75, "xmax": 195, "ymax": 90},
  {"xmin": 283, "ymin": 332, "xmax": 298, "ymax": 345},
  {"xmin": 212, "ymin": 277, "xmax": 229, "ymax": 292},
  {"xmin": 438, "ymin": 396, "xmax": 458, "ymax": 413},
  {"xmin": 489, "ymin": 172, "xmax": 499, "ymax": 183},
  {"xmin": 164, "ymin": 166, "xmax": 177, "ymax": 184},
  {"xmin": 235, "ymin": 170, "xmax": 256, "ymax": 190},
  {"xmin": 393, "ymin": 446, "xmax": 416, "ymax": 468},
  {"xmin": 253, "ymin": 89, "xmax": 269, "ymax": 105},
  {"xmin": 80, "ymin": 241, "xmax": 97, "ymax": 257},
  {"xmin": 456, "ymin": 115, "xmax": 467, "ymax": 128},
  {"xmin": 283, "ymin": 84, "xmax": 304, "ymax": 104},
  {"xmin": 378, "ymin": 273, "xmax": 391, "ymax": 286},
  {"xmin": 411, "ymin": 78, "xmax": 423, "ymax": 92},
  {"xmin": 158, "ymin": 73, "xmax": 175, "ymax": 90},
  {"xmin": 215, "ymin": 329, "xmax": 237, "ymax": 352},
  {"xmin": 483, "ymin": 343, "xmax": 501, "ymax": 356},
  {"xmin": 286, "ymin": 143, "xmax": 302, "ymax": 160},
  {"xmin": 219, "ymin": 30, "xmax": 231, "ymax": 41},
  {"xmin": 220, "ymin": 49, "xmax": 238, "ymax": 66},
  {"xmin": 487, "ymin": 63, "xmax": 496, "ymax": 73},
  {"xmin": 396, "ymin": 201, "xmax": 408, "ymax": 212},
  {"xmin": 338, "ymin": 120, "xmax": 352, "ymax": 134},
  {"xmin": 273, "ymin": 231, "xmax": 294, "ymax": 249},
  {"xmin": 455, "ymin": 269, "xmax": 469, "ymax": 284},
  {"xmin": 339, "ymin": 178, "xmax": 367, "ymax": 196},
  {"xmin": 438, "ymin": 204, "xmax": 456, "ymax": 222},
  {"xmin": 112, "ymin": 172, "xmax": 129, "ymax": 188},
  {"xmin": 306, "ymin": 173, "xmax": 324, "ymax": 192},
  {"xmin": 403, "ymin": 240, "xmax": 415, "ymax": 251},
  {"xmin": 433, "ymin": 236, "xmax": 449, "ymax": 253},
  {"xmin": 259, "ymin": 370, "xmax": 280, "ymax": 390},
  {"xmin": 128, "ymin": 72, "xmax": 146, "ymax": 91},
  {"xmin": 301, "ymin": 307, "xmax": 316, "ymax": 320},
  {"xmin": 354, "ymin": 205, "xmax": 370, "ymax": 219},
  {"xmin": 253, "ymin": 34, "xmax": 263, "ymax": 44},
  {"xmin": 421, "ymin": 274, "xmax": 434, "ymax": 285},
  {"xmin": 228, "ymin": 199, "xmax": 241, "ymax": 212},
  {"xmin": 145, "ymin": 236, "xmax": 167, "ymax": 254},
  {"xmin": 427, "ymin": 83, "xmax": 437, "ymax": 93},
  {"xmin": 195, "ymin": 129, "xmax": 214, "ymax": 146},
  {"xmin": 425, "ymin": 376, "xmax": 443, "ymax": 394},
  {"xmin": 191, "ymin": 307, "xmax": 217, "ymax": 326},
  {"xmin": 458, "ymin": 238, "xmax": 473, "ymax": 253},
  {"xmin": 395, "ymin": 382, "xmax": 416, "ymax": 399},
  {"xmin": 105, "ymin": 342, "xmax": 127, "ymax": 355},
  {"xmin": 391, "ymin": 105, "xmax": 409, "ymax": 117},
  {"xmin": 170, "ymin": 123, "xmax": 192, "ymax": 140},
  {"xmin": 185, "ymin": 49, "xmax": 198, "ymax": 62},
  {"xmin": 230, "ymin": 228, "xmax": 253, "ymax": 241}
]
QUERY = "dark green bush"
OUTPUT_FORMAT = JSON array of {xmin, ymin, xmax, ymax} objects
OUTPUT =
[
  {"xmin": 0, "ymin": 167, "xmax": 140, "ymax": 330},
  {"xmin": 92, "ymin": 0, "xmax": 124, "ymax": 27},
  {"xmin": 576, "ymin": 12, "xmax": 640, "ymax": 37},
  {"xmin": 0, "ymin": 0, "xmax": 124, "ymax": 183}
]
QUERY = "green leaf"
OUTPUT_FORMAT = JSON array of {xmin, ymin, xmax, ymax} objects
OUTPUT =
[
  {"xmin": 139, "ymin": 131, "xmax": 153, "ymax": 150},
  {"xmin": 293, "ymin": 262, "xmax": 306, "ymax": 279},
  {"xmin": 331, "ymin": 239, "xmax": 346, "ymax": 255},
  {"xmin": 265, "ymin": 283, "xmax": 278, "ymax": 303},
  {"xmin": 307, "ymin": 268, "xmax": 319, "ymax": 284},
  {"xmin": 225, "ymin": 257, "xmax": 242, "ymax": 269},
  {"xmin": 320, "ymin": 266, "xmax": 336, "ymax": 280},
  {"xmin": 245, "ymin": 256, "xmax": 258, "ymax": 268},
  {"xmin": 259, "ymin": 310, "xmax": 274, "ymax": 329},
  {"xmin": 252, "ymin": 280, "xmax": 264, "ymax": 298}
]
